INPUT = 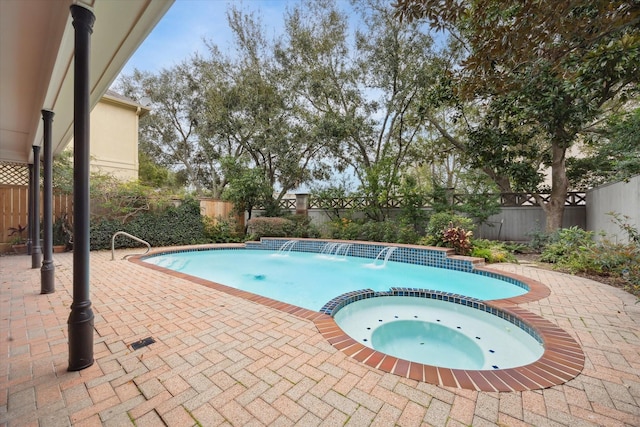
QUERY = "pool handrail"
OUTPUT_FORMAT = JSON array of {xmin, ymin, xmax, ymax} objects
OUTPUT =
[{"xmin": 111, "ymin": 231, "xmax": 151, "ymax": 260}]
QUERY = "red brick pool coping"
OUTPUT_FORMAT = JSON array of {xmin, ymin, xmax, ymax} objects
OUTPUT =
[{"xmin": 130, "ymin": 243, "xmax": 584, "ymax": 392}]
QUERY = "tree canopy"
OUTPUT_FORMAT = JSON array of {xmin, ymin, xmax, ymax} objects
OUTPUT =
[
  {"xmin": 394, "ymin": 0, "xmax": 640, "ymax": 230},
  {"xmin": 116, "ymin": 0, "xmax": 639, "ymax": 232}
]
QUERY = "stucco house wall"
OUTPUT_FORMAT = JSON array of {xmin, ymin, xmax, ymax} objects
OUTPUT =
[{"xmin": 68, "ymin": 90, "xmax": 149, "ymax": 181}]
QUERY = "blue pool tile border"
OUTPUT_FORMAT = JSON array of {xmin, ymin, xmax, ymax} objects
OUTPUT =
[{"xmin": 249, "ymin": 238, "xmax": 530, "ymax": 293}]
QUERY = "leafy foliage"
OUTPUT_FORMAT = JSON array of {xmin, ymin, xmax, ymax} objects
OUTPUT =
[
  {"xmin": 328, "ymin": 218, "xmax": 421, "ymax": 244},
  {"xmin": 537, "ymin": 222, "xmax": 640, "ymax": 298},
  {"xmin": 246, "ymin": 217, "xmax": 295, "ymax": 240},
  {"xmin": 52, "ymin": 213, "xmax": 72, "ymax": 248},
  {"xmin": 394, "ymin": 1, "xmax": 640, "ymax": 97},
  {"xmin": 394, "ymin": 0, "xmax": 640, "ymax": 232},
  {"xmin": 285, "ymin": 214, "xmax": 322, "ymax": 239},
  {"xmin": 526, "ymin": 228, "xmax": 554, "ymax": 252},
  {"xmin": 421, "ymin": 212, "xmax": 475, "ymax": 247},
  {"xmin": 309, "ymin": 180, "xmax": 355, "ymax": 220},
  {"xmin": 90, "ymin": 175, "xmax": 170, "ymax": 224},
  {"xmin": 202, "ymin": 216, "xmax": 243, "ymax": 243},
  {"xmin": 91, "ymin": 198, "xmax": 208, "ymax": 250},
  {"xmin": 442, "ymin": 224, "xmax": 473, "ymax": 256},
  {"xmin": 118, "ymin": 64, "xmax": 217, "ymax": 195},
  {"xmin": 276, "ymin": 0, "xmax": 442, "ymax": 218},
  {"xmin": 52, "ymin": 150, "xmax": 74, "ymax": 194},
  {"xmin": 470, "ymin": 239, "xmax": 517, "ymax": 263},
  {"xmin": 397, "ymin": 175, "xmax": 430, "ymax": 232},
  {"xmin": 138, "ymin": 151, "xmax": 180, "ymax": 189},
  {"xmin": 568, "ymin": 109, "xmax": 640, "ymax": 188},
  {"xmin": 540, "ymin": 227, "xmax": 597, "ymax": 265},
  {"xmin": 608, "ymin": 212, "xmax": 640, "ymax": 244},
  {"xmin": 221, "ymin": 160, "xmax": 274, "ymax": 221}
]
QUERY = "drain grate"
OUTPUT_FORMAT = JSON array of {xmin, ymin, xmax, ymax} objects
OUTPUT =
[{"xmin": 130, "ymin": 337, "xmax": 155, "ymax": 350}]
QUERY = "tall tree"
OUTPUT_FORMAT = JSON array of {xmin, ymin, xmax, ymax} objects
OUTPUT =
[
  {"xmin": 395, "ymin": 0, "xmax": 640, "ymax": 231},
  {"xmin": 568, "ymin": 108, "xmax": 640, "ymax": 188},
  {"xmin": 200, "ymin": 6, "xmax": 333, "ymax": 203},
  {"xmin": 277, "ymin": 0, "xmax": 438, "ymax": 219},
  {"xmin": 118, "ymin": 64, "xmax": 211, "ymax": 193}
]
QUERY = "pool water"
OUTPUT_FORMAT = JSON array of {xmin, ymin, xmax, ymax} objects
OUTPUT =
[
  {"xmin": 334, "ymin": 296, "xmax": 544, "ymax": 370},
  {"xmin": 144, "ymin": 249, "xmax": 526, "ymax": 311}
]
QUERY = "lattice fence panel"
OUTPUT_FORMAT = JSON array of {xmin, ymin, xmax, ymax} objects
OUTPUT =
[{"xmin": 0, "ymin": 163, "xmax": 29, "ymax": 186}]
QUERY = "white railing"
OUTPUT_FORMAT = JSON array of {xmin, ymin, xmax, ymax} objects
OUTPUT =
[{"xmin": 111, "ymin": 231, "xmax": 151, "ymax": 260}]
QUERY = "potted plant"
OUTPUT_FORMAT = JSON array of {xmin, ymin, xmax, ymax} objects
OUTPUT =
[
  {"xmin": 8, "ymin": 224, "xmax": 28, "ymax": 254},
  {"xmin": 52, "ymin": 213, "xmax": 72, "ymax": 252}
]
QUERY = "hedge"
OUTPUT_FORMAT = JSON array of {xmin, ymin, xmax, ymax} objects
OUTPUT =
[{"xmin": 90, "ymin": 198, "xmax": 208, "ymax": 250}]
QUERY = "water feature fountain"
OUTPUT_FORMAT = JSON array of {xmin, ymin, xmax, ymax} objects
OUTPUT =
[
  {"xmin": 368, "ymin": 246, "xmax": 397, "ymax": 268},
  {"xmin": 318, "ymin": 242, "xmax": 352, "ymax": 260},
  {"xmin": 275, "ymin": 240, "xmax": 298, "ymax": 255}
]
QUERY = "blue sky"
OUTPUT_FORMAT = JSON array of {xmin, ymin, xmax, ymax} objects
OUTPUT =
[{"xmin": 119, "ymin": 0, "xmax": 352, "ymax": 77}]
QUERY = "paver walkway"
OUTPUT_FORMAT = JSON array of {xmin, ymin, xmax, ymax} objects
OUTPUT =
[{"xmin": 1, "ymin": 248, "xmax": 639, "ymax": 426}]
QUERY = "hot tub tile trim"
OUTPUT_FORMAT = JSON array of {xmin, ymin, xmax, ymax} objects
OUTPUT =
[{"xmin": 319, "ymin": 289, "xmax": 584, "ymax": 391}]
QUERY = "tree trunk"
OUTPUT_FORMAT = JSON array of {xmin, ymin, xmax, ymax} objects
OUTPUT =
[
  {"xmin": 486, "ymin": 170, "xmax": 512, "ymax": 193},
  {"xmin": 540, "ymin": 141, "xmax": 569, "ymax": 232}
]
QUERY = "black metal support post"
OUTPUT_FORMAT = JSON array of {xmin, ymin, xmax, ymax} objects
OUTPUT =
[
  {"xmin": 26, "ymin": 164, "xmax": 33, "ymax": 255},
  {"xmin": 31, "ymin": 145, "xmax": 42, "ymax": 268},
  {"xmin": 68, "ymin": 4, "xmax": 95, "ymax": 371},
  {"xmin": 41, "ymin": 110, "xmax": 55, "ymax": 294}
]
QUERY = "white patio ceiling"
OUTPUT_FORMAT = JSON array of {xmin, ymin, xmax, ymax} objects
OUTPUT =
[{"xmin": 0, "ymin": 0, "xmax": 174, "ymax": 165}]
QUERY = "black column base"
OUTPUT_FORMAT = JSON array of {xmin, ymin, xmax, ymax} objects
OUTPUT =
[
  {"xmin": 41, "ymin": 261, "xmax": 55, "ymax": 294},
  {"xmin": 67, "ymin": 301, "xmax": 94, "ymax": 371}
]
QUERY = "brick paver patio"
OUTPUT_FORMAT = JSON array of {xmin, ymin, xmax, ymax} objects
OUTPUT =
[{"xmin": 1, "ymin": 248, "xmax": 639, "ymax": 426}]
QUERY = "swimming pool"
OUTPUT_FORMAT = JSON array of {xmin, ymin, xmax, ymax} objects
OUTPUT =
[
  {"xmin": 143, "ymin": 248, "xmax": 527, "ymax": 311},
  {"xmin": 135, "ymin": 240, "xmax": 583, "ymax": 391}
]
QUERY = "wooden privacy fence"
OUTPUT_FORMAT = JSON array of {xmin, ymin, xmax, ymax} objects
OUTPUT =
[
  {"xmin": 1, "ymin": 187, "xmax": 244, "ymax": 246},
  {"xmin": 0, "ymin": 185, "xmax": 73, "ymax": 244},
  {"xmin": 199, "ymin": 198, "xmax": 244, "ymax": 228}
]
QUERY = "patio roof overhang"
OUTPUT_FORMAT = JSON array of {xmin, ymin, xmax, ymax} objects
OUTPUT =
[{"xmin": 0, "ymin": 0, "xmax": 174, "ymax": 165}]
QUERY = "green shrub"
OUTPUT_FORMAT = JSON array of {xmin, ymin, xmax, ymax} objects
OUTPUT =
[
  {"xmin": 537, "ymin": 224, "xmax": 640, "ymax": 299},
  {"xmin": 471, "ymin": 239, "xmax": 517, "ymax": 263},
  {"xmin": 246, "ymin": 217, "xmax": 294, "ymax": 239},
  {"xmin": 539, "ymin": 226, "xmax": 596, "ymax": 265},
  {"xmin": 396, "ymin": 221, "xmax": 422, "ymax": 244},
  {"xmin": 91, "ymin": 219, "xmax": 127, "ymax": 250},
  {"xmin": 91, "ymin": 198, "xmax": 208, "ymax": 250},
  {"xmin": 52, "ymin": 214, "xmax": 72, "ymax": 248},
  {"xmin": 471, "ymin": 247, "xmax": 492, "ymax": 261},
  {"xmin": 421, "ymin": 212, "xmax": 475, "ymax": 247},
  {"xmin": 527, "ymin": 228, "xmax": 554, "ymax": 252},
  {"xmin": 328, "ymin": 218, "xmax": 420, "ymax": 244},
  {"xmin": 442, "ymin": 224, "xmax": 473, "ymax": 255},
  {"xmin": 203, "ymin": 216, "xmax": 243, "ymax": 243},
  {"xmin": 284, "ymin": 214, "xmax": 321, "ymax": 238}
]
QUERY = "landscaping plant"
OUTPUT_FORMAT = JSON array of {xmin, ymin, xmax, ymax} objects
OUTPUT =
[
  {"xmin": 420, "ymin": 212, "xmax": 475, "ymax": 247},
  {"xmin": 441, "ymin": 223, "xmax": 473, "ymax": 256},
  {"xmin": 470, "ymin": 239, "xmax": 517, "ymax": 263},
  {"xmin": 538, "ymin": 221, "xmax": 640, "ymax": 298},
  {"xmin": 328, "ymin": 217, "xmax": 420, "ymax": 244}
]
